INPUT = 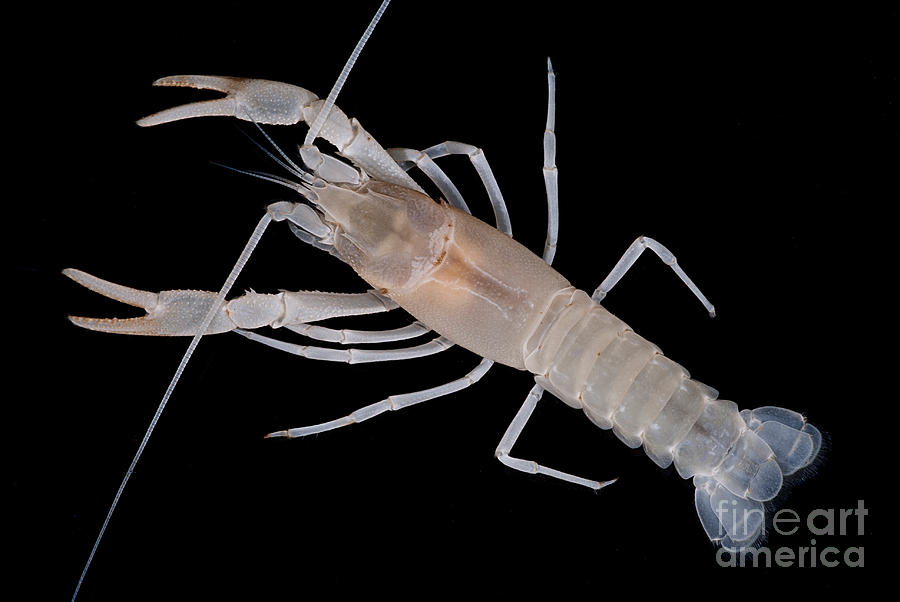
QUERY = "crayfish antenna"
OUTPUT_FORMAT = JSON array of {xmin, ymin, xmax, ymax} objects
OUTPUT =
[
  {"xmin": 303, "ymin": 0, "xmax": 391, "ymax": 147},
  {"xmin": 70, "ymin": 212, "xmax": 273, "ymax": 601}
]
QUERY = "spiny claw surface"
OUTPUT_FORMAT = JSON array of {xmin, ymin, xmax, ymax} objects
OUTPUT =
[
  {"xmin": 136, "ymin": 75, "xmax": 318, "ymax": 128},
  {"xmin": 63, "ymin": 268, "xmax": 235, "ymax": 336}
]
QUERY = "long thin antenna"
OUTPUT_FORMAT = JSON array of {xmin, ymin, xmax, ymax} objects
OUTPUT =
[
  {"xmin": 304, "ymin": 0, "xmax": 391, "ymax": 146},
  {"xmin": 71, "ymin": 213, "xmax": 273, "ymax": 601}
]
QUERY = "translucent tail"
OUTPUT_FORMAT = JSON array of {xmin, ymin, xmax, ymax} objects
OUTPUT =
[{"xmin": 693, "ymin": 406, "xmax": 822, "ymax": 549}]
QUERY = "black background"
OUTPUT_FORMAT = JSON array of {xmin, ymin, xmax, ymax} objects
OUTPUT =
[{"xmin": 11, "ymin": 1, "xmax": 891, "ymax": 599}]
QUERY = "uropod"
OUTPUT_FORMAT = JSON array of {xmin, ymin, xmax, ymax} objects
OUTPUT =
[{"xmin": 67, "ymin": 2, "xmax": 823, "ymax": 597}]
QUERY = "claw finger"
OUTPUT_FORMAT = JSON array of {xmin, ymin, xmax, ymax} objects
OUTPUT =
[
  {"xmin": 68, "ymin": 314, "xmax": 173, "ymax": 335},
  {"xmin": 136, "ymin": 97, "xmax": 239, "ymax": 127},
  {"xmin": 150, "ymin": 74, "xmax": 245, "ymax": 93},
  {"xmin": 63, "ymin": 268, "xmax": 158, "ymax": 309}
]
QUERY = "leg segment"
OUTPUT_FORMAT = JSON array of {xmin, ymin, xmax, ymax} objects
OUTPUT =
[
  {"xmin": 419, "ymin": 142, "xmax": 512, "ymax": 236},
  {"xmin": 542, "ymin": 58, "xmax": 559, "ymax": 265},
  {"xmin": 272, "ymin": 201, "xmax": 348, "ymax": 265},
  {"xmin": 266, "ymin": 358, "xmax": 494, "ymax": 438},
  {"xmin": 287, "ymin": 222, "xmax": 347, "ymax": 263},
  {"xmin": 285, "ymin": 321, "xmax": 430, "ymax": 344},
  {"xmin": 495, "ymin": 385, "xmax": 617, "ymax": 490},
  {"xmin": 389, "ymin": 147, "xmax": 471, "ymax": 215},
  {"xmin": 391, "ymin": 142, "xmax": 512, "ymax": 236},
  {"xmin": 592, "ymin": 236, "xmax": 716, "ymax": 317},
  {"xmin": 235, "ymin": 329, "xmax": 454, "ymax": 364}
]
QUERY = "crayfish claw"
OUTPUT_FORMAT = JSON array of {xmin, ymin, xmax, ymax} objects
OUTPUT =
[
  {"xmin": 136, "ymin": 75, "xmax": 317, "ymax": 128},
  {"xmin": 63, "ymin": 268, "xmax": 235, "ymax": 336}
]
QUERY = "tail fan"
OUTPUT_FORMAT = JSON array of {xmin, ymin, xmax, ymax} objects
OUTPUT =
[{"xmin": 693, "ymin": 406, "xmax": 821, "ymax": 549}]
